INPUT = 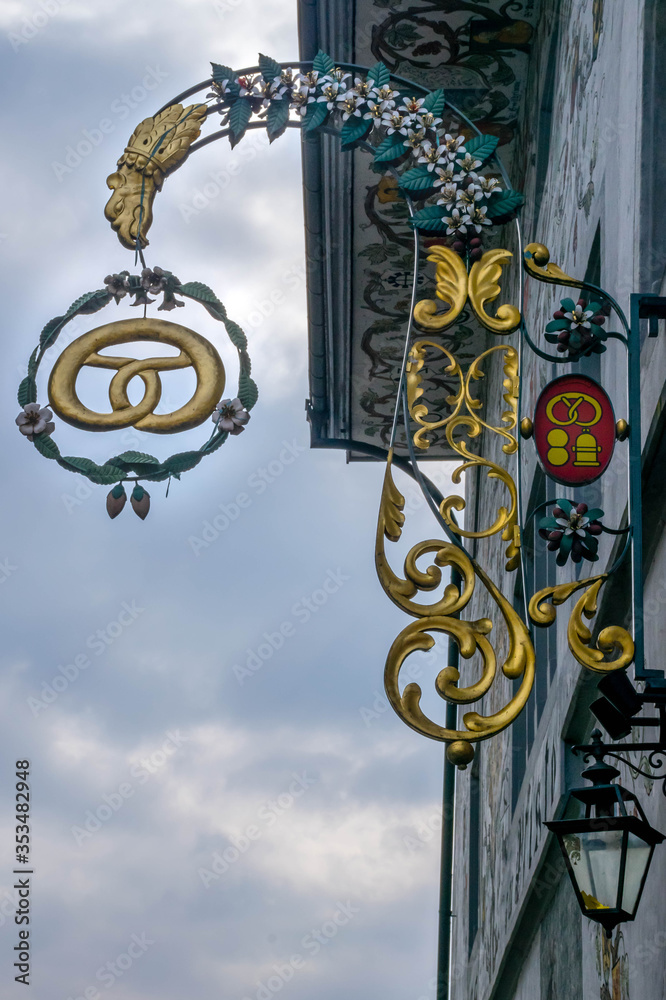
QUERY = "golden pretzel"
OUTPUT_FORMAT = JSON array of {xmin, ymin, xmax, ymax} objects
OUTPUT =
[
  {"xmin": 48, "ymin": 318, "xmax": 225, "ymax": 433},
  {"xmin": 545, "ymin": 392, "xmax": 602, "ymax": 427}
]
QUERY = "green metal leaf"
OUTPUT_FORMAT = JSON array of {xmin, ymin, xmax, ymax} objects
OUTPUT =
[
  {"xmin": 585, "ymin": 508, "xmax": 605, "ymax": 522},
  {"xmin": 340, "ymin": 115, "xmax": 372, "ymax": 149},
  {"xmin": 259, "ymin": 53, "xmax": 282, "ymax": 82},
  {"xmin": 556, "ymin": 499, "xmax": 574, "ymax": 514},
  {"xmin": 163, "ymin": 451, "xmax": 203, "ymax": 475},
  {"xmin": 238, "ymin": 372, "xmax": 259, "ymax": 410},
  {"xmin": 39, "ymin": 315, "xmax": 65, "ymax": 350},
  {"xmin": 545, "ymin": 319, "xmax": 571, "ymax": 332},
  {"xmin": 228, "ymin": 97, "xmax": 253, "ymax": 147},
  {"xmin": 111, "ymin": 451, "xmax": 160, "ymax": 468},
  {"xmin": 87, "ymin": 465, "xmax": 128, "ymax": 485},
  {"xmin": 312, "ymin": 50, "xmax": 335, "ymax": 77},
  {"xmin": 302, "ymin": 101, "xmax": 329, "ymax": 133},
  {"xmin": 27, "ymin": 348, "xmax": 39, "ymax": 378},
  {"xmin": 421, "ymin": 88, "xmax": 445, "ymax": 117},
  {"xmin": 561, "ymin": 297, "xmax": 576, "ymax": 312},
  {"xmin": 367, "ymin": 61, "xmax": 390, "ymax": 87},
  {"xmin": 409, "ymin": 206, "xmax": 448, "ymax": 232},
  {"xmin": 224, "ymin": 320, "xmax": 248, "ymax": 351},
  {"xmin": 64, "ymin": 289, "xmax": 110, "ymax": 319},
  {"xmin": 266, "ymin": 98, "xmax": 291, "ymax": 141},
  {"xmin": 33, "ymin": 434, "xmax": 60, "ymax": 460},
  {"xmin": 485, "ymin": 189, "xmax": 524, "ymax": 220},
  {"xmin": 399, "ymin": 166, "xmax": 437, "ymax": 193},
  {"xmin": 17, "ymin": 376, "xmax": 37, "ymax": 406},
  {"xmin": 373, "ymin": 134, "xmax": 407, "ymax": 164},
  {"xmin": 211, "ymin": 63, "xmax": 240, "ymax": 96},
  {"xmin": 557, "ymin": 533, "xmax": 574, "ymax": 565},
  {"xmin": 464, "ymin": 134, "xmax": 499, "ymax": 164}
]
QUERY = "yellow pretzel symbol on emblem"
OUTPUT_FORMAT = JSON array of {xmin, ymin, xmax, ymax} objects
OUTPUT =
[
  {"xmin": 545, "ymin": 392, "xmax": 602, "ymax": 427},
  {"xmin": 48, "ymin": 318, "xmax": 226, "ymax": 434}
]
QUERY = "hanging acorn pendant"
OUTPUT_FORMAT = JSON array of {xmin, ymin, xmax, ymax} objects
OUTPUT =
[
  {"xmin": 130, "ymin": 484, "xmax": 151, "ymax": 519},
  {"xmin": 106, "ymin": 484, "xmax": 127, "ymax": 518}
]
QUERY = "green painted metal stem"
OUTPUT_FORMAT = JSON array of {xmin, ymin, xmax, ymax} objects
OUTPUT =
[{"xmin": 436, "ymin": 568, "xmax": 461, "ymax": 1000}]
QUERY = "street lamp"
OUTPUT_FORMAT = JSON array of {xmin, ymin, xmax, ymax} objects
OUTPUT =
[{"xmin": 546, "ymin": 730, "xmax": 664, "ymax": 936}]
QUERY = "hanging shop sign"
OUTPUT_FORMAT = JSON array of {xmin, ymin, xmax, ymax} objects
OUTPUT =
[{"xmin": 533, "ymin": 374, "xmax": 615, "ymax": 486}]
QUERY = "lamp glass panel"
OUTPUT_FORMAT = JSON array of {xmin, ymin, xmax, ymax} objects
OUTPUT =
[
  {"xmin": 621, "ymin": 833, "xmax": 651, "ymax": 915},
  {"xmin": 562, "ymin": 830, "xmax": 622, "ymax": 911}
]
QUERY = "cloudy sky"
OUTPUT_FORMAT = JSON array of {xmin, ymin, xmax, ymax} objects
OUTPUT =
[{"xmin": 0, "ymin": 3, "xmax": 457, "ymax": 998}]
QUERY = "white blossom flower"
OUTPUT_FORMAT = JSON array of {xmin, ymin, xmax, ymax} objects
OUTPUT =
[
  {"xmin": 382, "ymin": 110, "xmax": 408, "ymax": 135},
  {"xmin": 400, "ymin": 95, "xmax": 425, "ymax": 117},
  {"xmin": 455, "ymin": 151, "xmax": 483, "ymax": 174},
  {"xmin": 238, "ymin": 75, "xmax": 261, "ymax": 98},
  {"xmin": 563, "ymin": 303, "xmax": 595, "ymax": 328},
  {"xmin": 417, "ymin": 141, "xmax": 444, "ymax": 170},
  {"xmin": 477, "ymin": 175, "xmax": 502, "ymax": 197},
  {"xmin": 372, "ymin": 85, "xmax": 397, "ymax": 111},
  {"xmin": 207, "ymin": 78, "xmax": 230, "ymax": 100},
  {"xmin": 104, "ymin": 272, "xmax": 130, "ymax": 302},
  {"xmin": 317, "ymin": 81, "xmax": 343, "ymax": 109},
  {"xmin": 291, "ymin": 91, "xmax": 313, "ymax": 116},
  {"xmin": 469, "ymin": 205, "xmax": 492, "ymax": 232},
  {"xmin": 444, "ymin": 208, "xmax": 470, "ymax": 235},
  {"xmin": 295, "ymin": 70, "xmax": 321, "ymax": 96},
  {"xmin": 556, "ymin": 513, "xmax": 589, "ymax": 537},
  {"xmin": 403, "ymin": 127, "xmax": 427, "ymax": 151},
  {"xmin": 16, "ymin": 403, "xmax": 55, "ymax": 441},
  {"xmin": 456, "ymin": 184, "xmax": 483, "ymax": 211},
  {"xmin": 329, "ymin": 68, "xmax": 351, "ymax": 87},
  {"xmin": 350, "ymin": 76, "xmax": 372, "ymax": 99},
  {"xmin": 276, "ymin": 68, "xmax": 296, "ymax": 90},
  {"xmin": 416, "ymin": 110, "xmax": 442, "ymax": 130},
  {"xmin": 213, "ymin": 398, "xmax": 251, "ymax": 435},
  {"xmin": 362, "ymin": 101, "xmax": 385, "ymax": 127},
  {"xmin": 337, "ymin": 93, "xmax": 364, "ymax": 120},
  {"xmin": 433, "ymin": 165, "xmax": 455, "ymax": 189},
  {"xmin": 437, "ymin": 183, "xmax": 460, "ymax": 210},
  {"xmin": 438, "ymin": 133, "xmax": 466, "ymax": 162}
]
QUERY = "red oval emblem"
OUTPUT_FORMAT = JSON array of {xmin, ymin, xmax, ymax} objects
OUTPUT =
[{"xmin": 533, "ymin": 374, "xmax": 615, "ymax": 486}]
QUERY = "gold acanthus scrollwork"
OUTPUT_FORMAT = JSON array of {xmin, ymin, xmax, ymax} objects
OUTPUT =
[
  {"xmin": 105, "ymin": 103, "xmax": 208, "ymax": 250},
  {"xmin": 413, "ymin": 246, "xmax": 521, "ymax": 334},
  {"xmin": 522, "ymin": 242, "xmax": 586, "ymax": 289},
  {"xmin": 376, "ymin": 455, "xmax": 535, "ymax": 755},
  {"xmin": 529, "ymin": 576, "xmax": 634, "ymax": 673},
  {"xmin": 406, "ymin": 340, "xmax": 520, "ymax": 568}
]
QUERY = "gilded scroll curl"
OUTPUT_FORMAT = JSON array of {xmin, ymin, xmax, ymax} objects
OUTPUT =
[
  {"xmin": 522, "ymin": 242, "xmax": 585, "ymax": 289},
  {"xmin": 407, "ymin": 341, "xmax": 520, "ymax": 564},
  {"xmin": 413, "ymin": 246, "xmax": 520, "ymax": 333},
  {"xmin": 468, "ymin": 249, "xmax": 521, "ymax": 333},
  {"xmin": 413, "ymin": 247, "xmax": 468, "ymax": 331},
  {"xmin": 377, "ymin": 456, "xmax": 535, "ymax": 750},
  {"xmin": 529, "ymin": 575, "xmax": 634, "ymax": 673}
]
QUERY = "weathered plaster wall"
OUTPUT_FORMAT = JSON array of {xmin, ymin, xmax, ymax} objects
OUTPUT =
[{"xmin": 452, "ymin": 2, "xmax": 666, "ymax": 1000}]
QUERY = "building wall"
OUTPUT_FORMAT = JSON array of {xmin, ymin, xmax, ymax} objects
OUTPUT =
[{"xmin": 453, "ymin": 2, "xmax": 666, "ymax": 1000}]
